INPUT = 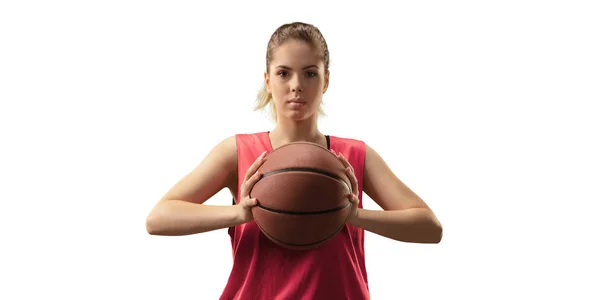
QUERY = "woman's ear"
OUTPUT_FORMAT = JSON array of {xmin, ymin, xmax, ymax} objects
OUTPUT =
[
  {"xmin": 264, "ymin": 71, "xmax": 271, "ymax": 93},
  {"xmin": 323, "ymin": 70, "xmax": 330, "ymax": 94}
]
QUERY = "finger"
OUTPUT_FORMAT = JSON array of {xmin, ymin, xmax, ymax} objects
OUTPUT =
[
  {"xmin": 337, "ymin": 152, "xmax": 352, "ymax": 170},
  {"xmin": 341, "ymin": 153, "xmax": 355, "ymax": 173},
  {"xmin": 244, "ymin": 151, "xmax": 268, "ymax": 182},
  {"xmin": 241, "ymin": 171, "xmax": 263, "ymax": 198},
  {"xmin": 347, "ymin": 193, "xmax": 358, "ymax": 203},
  {"xmin": 329, "ymin": 149, "xmax": 339, "ymax": 158},
  {"xmin": 345, "ymin": 166, "xmax": 359, "ymax": 195},
  {"xmin": 250, "ymin": 150, "xmax": 268, "ymax": 172}
]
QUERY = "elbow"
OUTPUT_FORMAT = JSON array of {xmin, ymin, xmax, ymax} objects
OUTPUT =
[
  {"xmin": 424, "ymin": 208, "xmax": 443, "ymax": 243},
  {"xmin": 429, "ymin": 223, "xmax": 443, "ymax": 243},
  {"xmin": 145, "ymin": 215, "xmax": 157, "ymax": 235},
  {"xmin": 420, "ymin": 212, "xmax": 443, "ymax": 244},
  {"xmin": 145, "ymin": 213, "xmax": 164, "ymax": 235},
  {"xmin": 146, "ymin": 201, "xmax": 170, "ymax": 235},
  {"xmin": 413, "ymin": 223, "xmax": 442, "ymax": 244},
  {"xmin": 425, "ymin": 213, "xmax": 443, "ymax": 243}
]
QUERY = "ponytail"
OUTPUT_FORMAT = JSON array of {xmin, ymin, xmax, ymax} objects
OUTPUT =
[{"xmin": 254, "ymin": 83, "xmax": 277, "ymax": 121}]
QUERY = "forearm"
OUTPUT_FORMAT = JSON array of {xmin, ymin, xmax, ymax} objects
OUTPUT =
[
  {"xmin": 146, "ymin": 200, "xmax": 245, "ymax": 236},
  {"xmin": 349, "ymin": 208, "xmax": 443, "ymax": 243}
]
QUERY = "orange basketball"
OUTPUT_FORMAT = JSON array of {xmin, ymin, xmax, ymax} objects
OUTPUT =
[{"xmin": 250, "ymin": 142, "xmax": 352, "ymax": 250}]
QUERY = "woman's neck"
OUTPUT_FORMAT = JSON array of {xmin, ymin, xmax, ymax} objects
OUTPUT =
[{"xmin": 269, "ymin": 117, "xmax": 325, "ymax": 149}]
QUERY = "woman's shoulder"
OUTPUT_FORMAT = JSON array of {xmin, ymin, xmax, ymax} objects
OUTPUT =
[{"xmin": 207, "ymin": 135, "xmax": 238, "ymax": 165}]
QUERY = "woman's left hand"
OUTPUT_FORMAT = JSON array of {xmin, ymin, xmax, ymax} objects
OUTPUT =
[{"xmin": 331, "ymin": 149, "xmax": 359, "ymax": 223}]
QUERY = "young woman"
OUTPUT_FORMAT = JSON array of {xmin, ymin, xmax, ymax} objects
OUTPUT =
[{"xmin": 146, "ymin": 22, "xmax": 443, "ymax": 300}]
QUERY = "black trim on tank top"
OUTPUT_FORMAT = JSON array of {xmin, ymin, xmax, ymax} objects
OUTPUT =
[
  {"xmin": 266, "ymin": 131, "xmax": 330, "ymax": 150},
  {"xmin": 232, "ymin": 133, "xmax": 330, "ymax": 205}
]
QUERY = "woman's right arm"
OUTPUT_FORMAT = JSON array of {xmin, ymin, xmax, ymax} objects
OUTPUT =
[{"xmin": 145, "ymin": 136, "xmax": 250, "ymax": 236}]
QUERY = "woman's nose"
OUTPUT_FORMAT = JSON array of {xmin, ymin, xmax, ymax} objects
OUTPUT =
[{"xmin": 291, "ymin": 76, "xmax": 303, "ymax": 92}]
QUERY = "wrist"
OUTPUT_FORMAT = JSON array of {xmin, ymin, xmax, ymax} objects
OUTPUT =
[
  {"xmin": 231, "ymin": 204, "xmax": 247, "ymax": 224},
  {"xmin": 238, "ymin": 202, "xmax": 256, "ymax": 224},
  {"xmin": 347, "ymin": 208, "xmax": 363, "ymax": 227}
]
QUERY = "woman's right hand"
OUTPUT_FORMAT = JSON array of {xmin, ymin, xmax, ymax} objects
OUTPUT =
[{"xmin": 237, "ymin": 150, "xmax": 268, "ymax": 223}]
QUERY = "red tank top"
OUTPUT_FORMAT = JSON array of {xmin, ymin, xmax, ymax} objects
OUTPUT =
[{"xmin": 219, "ymin": 132, "xmax": 370, "ymax": 300}]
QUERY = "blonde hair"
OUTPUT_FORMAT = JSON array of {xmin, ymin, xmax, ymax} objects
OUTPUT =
[{"xmin": 254, "ymin": 22, "xmax": 330, "ymax": 121}]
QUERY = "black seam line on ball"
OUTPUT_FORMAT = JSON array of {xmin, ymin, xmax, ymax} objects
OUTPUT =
[
  {"xmin": 257, "ymin": 201, "xmax": 350, "ymax": 215},
  {"xmin": 260, "ymin": 167, "xmax": 350, "ymax": 190},
  {"xmin": 256, "ymin": 220, "xmax": 346, "ymax": 247}
]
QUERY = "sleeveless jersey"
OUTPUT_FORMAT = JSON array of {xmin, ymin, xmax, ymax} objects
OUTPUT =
[{"xmin": 219, "ymin": 132, "xmax": 370, "ymax": 300}]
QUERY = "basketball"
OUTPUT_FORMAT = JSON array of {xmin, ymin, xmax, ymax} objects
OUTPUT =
[{"xmin": 249, "ymin": 141, "xmax": 352, "ymax": 250}]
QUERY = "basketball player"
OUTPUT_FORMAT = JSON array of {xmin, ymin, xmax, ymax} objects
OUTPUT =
[{"xmin": 146, "ymin": 22, "xmax": 443, "ymax": 300}]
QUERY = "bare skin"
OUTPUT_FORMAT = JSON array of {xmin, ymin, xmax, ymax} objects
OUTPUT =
[
  {"xmin": 146, "ymin": 39, "xmax": 442, "ymax": 243},
  {"xmin": 145, "ymin": 136, "xmax": 254, "ymax": 236}
]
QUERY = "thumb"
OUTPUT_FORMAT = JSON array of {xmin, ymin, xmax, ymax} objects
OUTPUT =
[{"xmin": 244, "ymin": 197, "xmax": 258, "ymax": 208}]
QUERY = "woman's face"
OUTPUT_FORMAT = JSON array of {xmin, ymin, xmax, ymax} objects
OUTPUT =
[{"xmin": 265, "ymin": 39, "xmax": 329, "ymax": 121}]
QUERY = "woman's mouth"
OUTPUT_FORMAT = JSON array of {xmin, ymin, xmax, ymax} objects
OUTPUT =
[{"xmin": 287, "ymin": 99, "xmax": 306, "ymax": 109}]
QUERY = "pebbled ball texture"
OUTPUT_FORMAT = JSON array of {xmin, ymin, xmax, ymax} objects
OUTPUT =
[{"xmin": 250, "ymin": 142, "xmax": 352, "ymax": 250}]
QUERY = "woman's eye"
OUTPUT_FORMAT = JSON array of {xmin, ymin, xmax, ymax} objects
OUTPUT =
[{"xmin": 276, "ymin": 70, "xmax": 317, "ymax": 78}]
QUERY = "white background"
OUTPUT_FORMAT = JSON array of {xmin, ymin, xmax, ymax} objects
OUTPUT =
[{"xmin": 1, "ymin": 0, "xmax": 599, "ymax": 299}]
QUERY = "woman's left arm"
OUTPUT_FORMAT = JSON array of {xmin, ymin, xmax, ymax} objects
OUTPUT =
[{"xmin": 335, "ymin": 145, "xmax": 443, "ymax": 244}]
